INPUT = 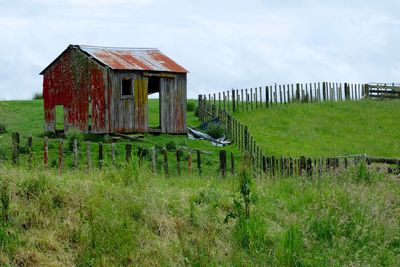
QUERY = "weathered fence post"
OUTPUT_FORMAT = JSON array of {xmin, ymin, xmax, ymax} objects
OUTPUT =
[
  {"xmin": 219, "ymin": 150, "xmax": 227, "ymax": 177},
  {"xmin": 271, "ymin": 156, "xmax": 276, "ymax": 176},
  {"xmin": 198, "ymin": 95, "xmax": 203, "ymax": 121},
  {"xmin": 232, "ymin": 89, "xmax": 236, "ymax": 112},
  {"xmin": 188, "ymin": 149, "xmax": 192, "ymax": 175},
  {"xmin": 44, "ymin": 136, "xmax": 49, "ymax": 170},
  {"xmin": 296, "ymin": 83, "xmax": 300, "ymax": 101},
  {"xmin": 306, "ymin": 158, "xmax": 312, "ymax": 177},
  {"xmin": 197, "ymin": 150, "xmax": 201, "ymax": 175},
  {"xmin": 11, "ymin": 132, "xmax": 20, "ymax": 165},
  {"xmin": 86, "ymin": 141, "xmax": 91, "ymax": 169},
  {"xmin": 250, "ymin": 88, "xmax": 253, "ymax": 110},
  {"xmin": 73, "ymin": 139, "xmax": 78, "ymax": 169},
  {"xmin": 344, "ymin": 83, "xmax": 349, "ymax": 100},
  {"xmin": 98, "ymin": 142, "xmax": 103, "ymax": 169},
  {"xmin": 58, "ymin": 139, "xmax": 63, "ymax": 174},
  {"xmin": 300, "ymin": 156, "xmax": 306, "ymax": 175},
  {"xmin": 111, "ymin": 143, "xmax": 116, "ymax": 166},
  {"xmin": 244, "ymin": 126, "xmax": 249, "ymax": 151},
  {"xmin": 125, "ymin": 144, "xmax": 132, "ymax": 163},
  {"xmin": 28, "ymin": 134, "xmax": 33, "ymax": 169},
  {"xmin": 163, "ymin": 148, "xmax": 169, "ymax": 176}
]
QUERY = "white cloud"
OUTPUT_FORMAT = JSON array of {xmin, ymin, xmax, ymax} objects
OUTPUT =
[{"xmin": 0, "ymin": 0, "xmax": 399, "ymax": 99}]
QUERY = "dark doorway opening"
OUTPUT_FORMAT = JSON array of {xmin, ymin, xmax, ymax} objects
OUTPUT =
[{"xmin": 148, "ymin": 76, "xmax": 161, "ymax": 129}]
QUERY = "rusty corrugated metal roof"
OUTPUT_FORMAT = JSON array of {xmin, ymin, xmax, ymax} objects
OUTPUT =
[{"xmin": 78, "ymin": 45, "xmax": 188, "ymax": 73}]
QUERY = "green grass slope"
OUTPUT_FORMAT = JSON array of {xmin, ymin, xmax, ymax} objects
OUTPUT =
[
  {"xmin": 234, "ymin": 100, "xmax": 400, "ymax": 158},
  {"xmin": 0, "ymin": 165, "xmax": 399, "ymax": 266}
]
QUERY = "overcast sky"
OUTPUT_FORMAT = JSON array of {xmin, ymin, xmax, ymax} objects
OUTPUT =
[{"xmin": 0, "ymin": 0, "xmax": 399, "ymax": 100}]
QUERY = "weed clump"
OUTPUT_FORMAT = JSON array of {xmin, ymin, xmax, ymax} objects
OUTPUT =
[
  {"xmin": 66, "ymin": 129, "xmax": 83, "ymax": 152},
  {"xmin": 1, "ymin": 178, "xmax": 10, "ymax": 222},
  {"xmin": 357, "ymin": 161, "xmax": 370, "ymax": 183},
  {"xmin": 0, "ymin": 122, "xmax": 6, "ymax": 134},
  {"xmin": 187, "ymin": 102, "xmax": 195, "ymax": 112},
  {"xmin": 205, "ymin": 123, "xmax": 225, "ymax": 139},
  {"xmin": 166, "ymin": 141, "xmax": 177, "ymax": 151}
]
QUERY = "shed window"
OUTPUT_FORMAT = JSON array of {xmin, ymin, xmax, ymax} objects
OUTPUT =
[{"xmin": 121, "ymin": 78, "xmax": 133, "ymax": 96}]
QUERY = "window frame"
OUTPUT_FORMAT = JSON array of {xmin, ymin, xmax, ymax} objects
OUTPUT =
[{"xmin": 121, "ymin": 77, "xmax": 134, "ymax": 99}]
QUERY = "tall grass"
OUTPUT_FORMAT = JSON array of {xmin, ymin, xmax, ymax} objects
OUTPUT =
[{"xmin": 0, "ymin": 164, "xmax": 399, "ymax": 266}]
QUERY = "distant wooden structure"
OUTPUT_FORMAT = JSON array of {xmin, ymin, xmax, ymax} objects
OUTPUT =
[{"xmin": 40, "ymin": 44, "xmax": 188, "ymax": 134}]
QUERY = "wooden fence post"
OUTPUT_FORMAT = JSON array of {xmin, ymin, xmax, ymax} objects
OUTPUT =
[
  {"xmin": 98, "ymin": 142, "xmax": 103, "ymax": 169},
  {"xmin": 300, "ymin": 156, "xmax": 306, "ymax": 175},
  {"xmin": 198, "ymin": 95, "xmax": 203, "ymax": 121},
  {"xmin": 223, "ymin": 92, "xmax": 226, "ymax": 111},
  {"xmin": 197, "ymin": 150, "xmax": 201, "ymax": 175},
  {"xmin": 44, "ymin": 136, "xmax": 48, "ymax": 170},
  {"xmin": 306, "ymin": 158, "xmax": 312, "ymax": 177},
  {"xmin": 73, "ymin": 139, "xmax": 78, "ymax": 169},
  {"xmin": 271, "ymin": 156, "xmax": 275, "ymax": 176},
  {"xmin": 241, "ymin": 89, "xmax": 244, "ymax": 109},
  {"xmin": 188, "ymin": 149, "xmax": 192, "ymax": 175},
  {"xmin": 28, "ymin": 134, "xmax": 33, "ymax": 169},
  {"xmin": 296, "ymin": 83, "xmax": 300, "ymax": 101},
  {"xmin": 219, "ymin": 150, "xmax": 227, "ymax": 177},
  {"xmin": 11, "ymin": 132, "xmax": 19, "ymax": 165},
  {"xmin": 111, "ymin": 143, "xmax": 116, "ymax": 166},
  {"xmin": 163, "ymin": 148, "xmax": 169, "ymax": 176},
  {"xmin": 86, "ymin": 141, "xmax": 91, "ymax": 169},
  {"xmin": 58, "ymin": 139, "xmax": 63, "ymax": 174},
  {"xmin": 250, "ymin": 88, "xmax": 253, "ymax": 110},
  {"xmin": 232, "ymin": 89, "xmax": 236, "ymax": 112},
  {"xmin": 125, "ymin": 144, "xmax": 132, "ymax": 163},
  {"xmin": 244, "ymin": 126, "xmax": 249, "ymax": 151}
]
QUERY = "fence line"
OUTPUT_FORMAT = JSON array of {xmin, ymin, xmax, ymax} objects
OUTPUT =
[
  {"xmin": 1, "ymin": 132, "xmax": 398, "ymax": 177},
  {"xmin": 199, "ymin": 82, "xmax": 372, "ymax": 114},
  {"xmin": 197, "ymin": 82, "xmax": 400, "ymax": 175}
]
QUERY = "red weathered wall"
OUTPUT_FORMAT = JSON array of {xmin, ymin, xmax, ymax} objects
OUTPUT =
[{"xmin": 43, "ymin": 47, "xmax": 109, "ymax": 133}]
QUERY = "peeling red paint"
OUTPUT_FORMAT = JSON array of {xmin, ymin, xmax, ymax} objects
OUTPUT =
[{"xmin": 42, "ymin": 47, "xmax": 108, "ymax": 134}]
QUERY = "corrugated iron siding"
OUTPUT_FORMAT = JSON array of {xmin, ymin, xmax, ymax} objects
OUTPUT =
[{"xmin": 43, "ymin": 47, "xmax": 109, "ymax": 134}]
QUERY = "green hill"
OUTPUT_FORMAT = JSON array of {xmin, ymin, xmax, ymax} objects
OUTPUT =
[{"xmin": 233, "ymin": 100, "xmax": 400, "ymax": 158}]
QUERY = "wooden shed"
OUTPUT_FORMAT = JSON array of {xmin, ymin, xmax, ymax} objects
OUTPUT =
[{"xmin": 40, "ymin": 44, "xmax": 188, "ymax": 134}]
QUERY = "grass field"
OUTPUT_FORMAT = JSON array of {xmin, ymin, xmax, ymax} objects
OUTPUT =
[
  {"xmin": 234, "ymin": 100, "xmax": 400, "ymax": 158},
  {"xmin": 1, "ymin": 98, "xmax": 400, "ymax": 266},
  {"xmin": 0, "ymin": 99, "xmax": 239, "ymax": 175},
  {"xmin": 0, "ymin": 164, "xmax": 399, "ymax": 266}
]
